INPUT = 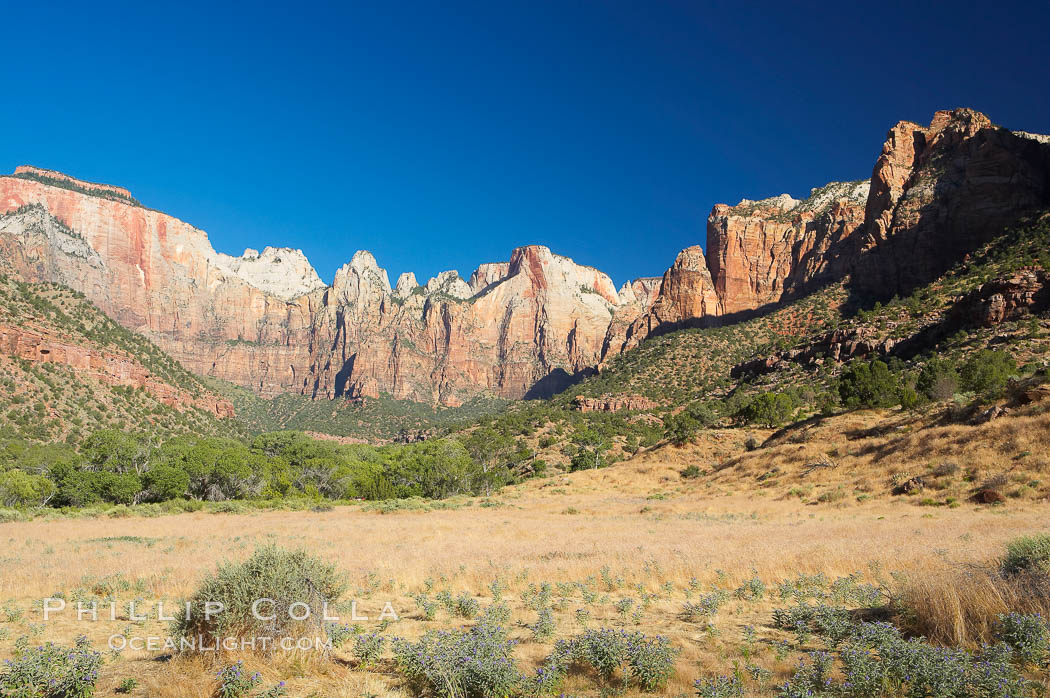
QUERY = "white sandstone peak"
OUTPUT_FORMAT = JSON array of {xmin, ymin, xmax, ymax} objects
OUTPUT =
[
  {"xmin": 426, "ymin": 270, "xmax": 472, "ymax": 299},
  {"xmin": 394, "ymin": 272, "xmax": 420, "ymax": 298},
  {"xmin": 212, "ymin": 246, "xmax": 325, "ymax": 301}
]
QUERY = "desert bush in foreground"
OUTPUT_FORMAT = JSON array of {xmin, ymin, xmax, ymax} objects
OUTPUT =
[
  {"xmin": 0, "ymin": 635, "xmax": 101, "ymax": 697},
  {"xmin": 895, "ymin": 534, "xmax": 1050, "ymax": 647},
  {"xmin": 534, "ymin": 627, "xmax": 679, "ymax": 692},
  {"xmin": 998, "ymin": 612, "xmax": 1050, "ymax": 667},
  {"xmin": 1002, "ymin": 534, "xmax": 1050, "ymax": 576},
  {"xmin": 173, "ymin": 545, "xmax": 347, "ymax": 650},
  {"xmin": 392, "ymin": 612, "xmax": 520, "ymax": 698}
]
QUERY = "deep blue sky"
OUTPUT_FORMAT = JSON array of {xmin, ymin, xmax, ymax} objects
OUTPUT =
[{"xmin": 3, "ymin": 1, "xmax": 1048, "ymax": 287}]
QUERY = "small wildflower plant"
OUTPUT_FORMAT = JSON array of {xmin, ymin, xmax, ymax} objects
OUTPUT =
[
  {"xmin": 530, "ymin": 608, "xmax": 556, "ymax": 640},
  {"xmin": 116, "ymin": 677, "xmax": 138, "ymax": 694},
  {"xmin": 352, "ymin": 633, "xmax": 386, "ymax": 667},
  {"xmin": 392, "ymin": 613, "xmax": 520, "ymax": 698},
  {"xmin": 257, "ymin": 683, "xmax": 287, "ymax": 698},
  {"xmin": 694, "ymin": 674, "xmax": 745, "ymax": 698},
  {"xmin": 998, "ymin": 612, "xmax": 1049, "ymax": 666},
  {"xmin": 533, "ymin": 628, "xmax": 679, "ymax": 692},
  {"xmin": 0, "ymin": 635, "xmax": 102, "ymax": 698},
  {"xmin": 216, "ymin": 661, "xmax": 261, "ymax": 698}
]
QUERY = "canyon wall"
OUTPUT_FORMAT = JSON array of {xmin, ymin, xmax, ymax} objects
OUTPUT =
[
  {"xmin": 2, "ymin": 109, "xmax": 1048, "ymax": 404},
  {"xmin": 0, "ymin": 178, "xmax": 649, "ymax": 405}
]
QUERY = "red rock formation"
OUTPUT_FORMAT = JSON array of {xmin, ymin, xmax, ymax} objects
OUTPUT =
[
  {"xmin": 608, "ymin": 110, "xmax": 1049, "ymax": 358},
  {"xmin": 604, "ymin": 246, "xmax": 720, "ymax": 358},
  {"xmin": 950, "ymin": 266, "xmax": 1049, "ymax": 327},
  {"xmin": 0, "ymin": 175, "xmax": 644, "ymax": 405},
  {"xmin": 855, "ymin": 109, "xmax": 1050, "ymax": 296},
  {"xmin": 2, "ymin": 108, "xmax": 1047, "ymax": 405},
  {"xmin": 730, "ymin": 326, "xmax": 903, "ymax": 378},
  {"xmin": 0, "ymin": 322, "xmax": 233, "ymax": 417},
  {"xmin": 706, "ymin": 181, "xmax": 869, "ymax": 316},
  {"xmin": 573, "ymin": 394, "xmax": 659, "ymax": 412}
]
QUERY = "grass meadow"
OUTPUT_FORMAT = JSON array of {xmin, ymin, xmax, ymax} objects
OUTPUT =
[{"xmin": 2, "ymin": 406, "xmax": 1049, "ymax": 696}]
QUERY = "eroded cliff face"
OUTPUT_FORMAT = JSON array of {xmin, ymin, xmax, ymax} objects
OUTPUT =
[
  {"xmin": 0, "ymin": 175, "xmax": 653, "ymax": 404},
  {"xmin": 0, "ymin": 322, "xmax": 233, "ymax": 417},
  {"xmin": 705, "ymin": 180, "xmax": 870, "ymax": 316},
  {"xmin": 855, "ymin": 109, "xmax": 1050, "ymax": 296},
  {"xmin": 303, "ymin": 245, "xmax": 629, "ymax": 405},
  {"xmin": 2, "ymin": 108, "xmax": 1047, "ymax": 405},
  {"xmin": 610, "ymin": 109, "xmax": 1050, "ymax": 357}
]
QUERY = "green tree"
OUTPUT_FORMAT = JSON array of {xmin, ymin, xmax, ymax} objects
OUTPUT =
[
  {"xmin": 142, "ymin": 464, "xmax": 190, "ymax": 501},
  {"xmin": 0, "ymin": 469, "xmax": 56, "ymax": 507},
  {"xmin": 959, "ymin": 350, "xmax": 1017, "ymax": 394},
  {"xmin": 916, "ymin": 356, "xmax": 959, "ymax": 401},
  {"xmin": 838, "ymin": 360, "xmax": 901, "ymax": 409},
  {"xmin": 738, "ymin": 392, "xmax": 797, "ymax": 428},
  {"xmin": 570, "ymin": 427, "xmax": 610, "ymax": 471},
  {"xmin": 663, "ymin": 412, "xmax": 700, "ymax": 446}
]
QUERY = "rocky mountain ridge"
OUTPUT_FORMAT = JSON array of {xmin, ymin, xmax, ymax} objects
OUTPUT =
[{"xmin": 2, "ymin": 108, "xmax": 1048, "ymax": 405}]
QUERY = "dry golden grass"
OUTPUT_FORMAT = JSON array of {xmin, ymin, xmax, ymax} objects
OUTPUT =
[
  {"xmin": 1, "ymin": 407, "xmax": 1049, "ymax": 695},
  {"xmin": 641, "ymin": 401, "xmax": 1050, "ymax": 506},
  {"xmin": 897, "ymin": 566, "xmax": 1050, "ymax": 647}
]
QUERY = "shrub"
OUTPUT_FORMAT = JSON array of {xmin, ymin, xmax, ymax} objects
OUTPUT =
[
  {"xmin": 173, "ymin": 545, "xmax": 347, "ymax": 649},
  {"xmin": 454, "ymin": 592, "xmax": 480, "ymax": 619},
  {"xmin": 837, "ymin": 644, "xmax": 886, "ymax": 697},
  {"xmin": 694, "ymin": 675, "xmax": 745, "ymax": 698},
  {"xmin": 916, "ymin": 357, "xmax": 959, "ymax": 401},
  {"xmin": 998, "ymin": 612, "xmax": 1049, "ymax": 665},
  {"xmin": 625, "ymin": 632, "xmax": 679, "ymax": 690},
  {"xmin": 530, "ymin": 607, "xmax": 556, "ymax": 640},
  {"xmin": 547, "ymin": 628, "xmax": 679, "ymax": 690},
  {"xmin": 838, "ymin": 360, "xmax": 902, "ymax": 409},
  {"xmin": 216, "ymin": 661, "xmax": 261, "ymax": 698},
  {"xmin": 664, "ymin": 403, "xmax": 717, "ymax": 446},
  {"xmin": 352, "ymin": 632, "xmax": 386, "ymax": 667},
  {"xmin": 960, "ymin": 350, "xmax": 1017, "ymax": 395},
  {"xmin": 324, "ymin": 622, "xmax": 355, "ymax": 648},
  {"xmin": 737, "ymin": 392, "xmax": 797, "ymax": 428},
  {"xmin": 1002, "ymin": 534, "xmax": 1050, "ymax": 576},
  {"xmin": 116, "ymin": 677, "xmax": 138, "ymax": 693},
  {"xmin": 392, "ymin": 615, "xmax": 521, "ymax": 698},
  {"xmin": 680, "ymin": 464, "xmax": 702, "ymax": 479},
  {"xmin": 0, "ymin": 469, "xmax": 56, "ymax": 508},
  {"xmin": 572, "ymin": 628, "xmax": 630, "ymax": 681},
  {"xmin": 142, "ymin": 464, "xmax": 189, "ymax": 501},
  {"xmin": 664, "ymin": 412, "xmax": 701, "ymax": 446},
  {"xmin": 777, "ymin": 651, "xmax": 833, "ymax": 698},
  {"xmin": 681, "ymin": 591, "xmax": 729, "ymax": 622},
  {"xmin": 0, "ymin": 635, "xmax": 102, "ymax": 697}
]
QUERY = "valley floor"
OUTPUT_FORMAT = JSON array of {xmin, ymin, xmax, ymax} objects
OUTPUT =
[{"xmin": 2, "ymin": 426, "xmax": 1048, "ymax": 695}]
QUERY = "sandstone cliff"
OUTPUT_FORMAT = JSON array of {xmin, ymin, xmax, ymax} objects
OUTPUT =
[
  {"xmin": 0, "ymin": 321, "xmax": 234, "ymax": 417},
  {"xmin": 855, "ymin": 109, "xmax": 1050, "ymax": 296},
  {"xmin": 2, "ymin": 108, "xmax": 1047, "ymax": 406},
  {"xmin": 0, "ymin": 175, "xmax": 653, "ymax": 405},
  {"xmin": 609, "ymin": 109, "xmax": 1050, "ymax": 359}
]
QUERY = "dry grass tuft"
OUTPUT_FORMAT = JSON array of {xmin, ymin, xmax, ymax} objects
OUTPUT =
[{"xmin": 897, "ymin": 564, "xmax": 1050, "ymax": 647}]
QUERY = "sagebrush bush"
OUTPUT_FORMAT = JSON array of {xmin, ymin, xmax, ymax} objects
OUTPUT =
[
  {"xmin": 1002, "ymin": 533, "xmax": 1050, "ymax": 576},
  {"xmin": 173, "ymin": 545, "xmax": 347, "ymax": 650}
]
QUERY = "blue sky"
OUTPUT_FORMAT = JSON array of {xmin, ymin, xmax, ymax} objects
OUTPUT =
[{"xmin": 3, "ymin": 1, "xmax": 1048, "ymax": 287}]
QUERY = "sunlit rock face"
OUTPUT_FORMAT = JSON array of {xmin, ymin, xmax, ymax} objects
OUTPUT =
[{"xmin": 3, "ymin": 109, "xmax": 1047, "ymax": 403}]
